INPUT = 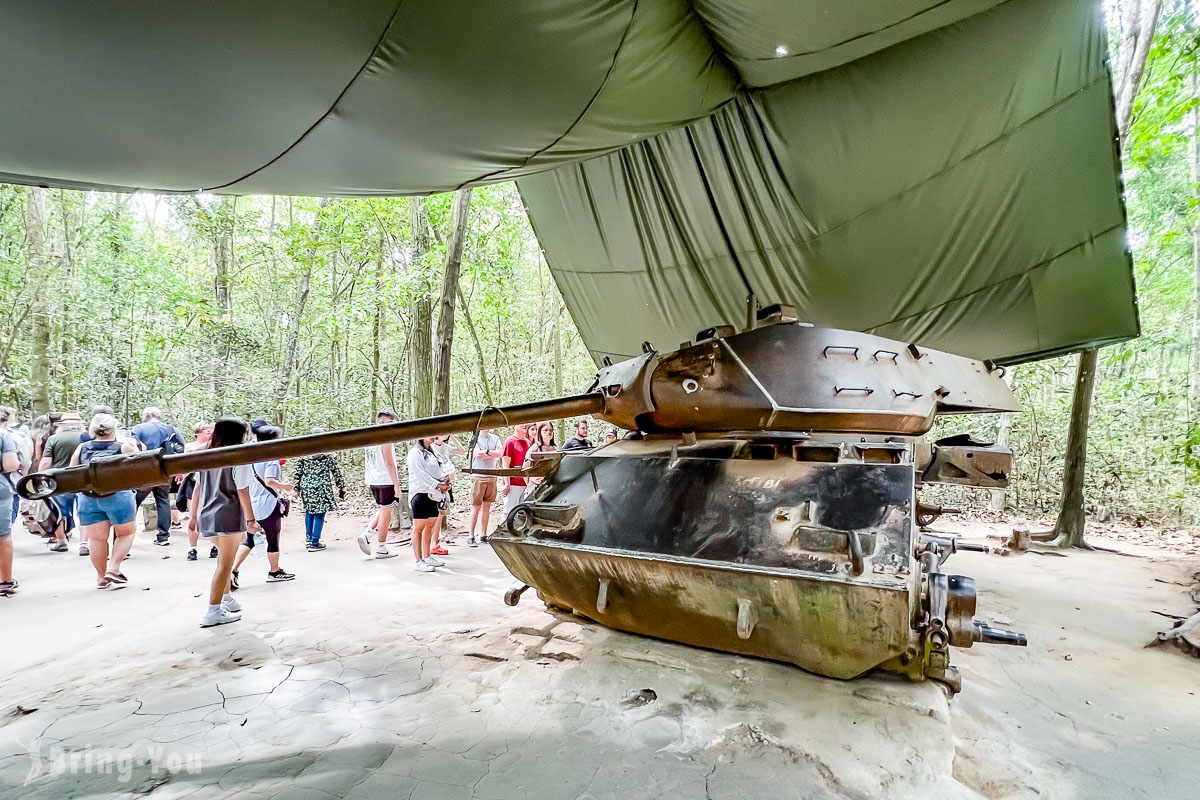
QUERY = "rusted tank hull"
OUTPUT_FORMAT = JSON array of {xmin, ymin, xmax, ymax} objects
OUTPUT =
[
  {"xmin": 490, "ymin": 443, "xmax": 928, "ymax": 681},
  {"xmin": 490, "ymin": 539, "xmax": 921, "ymax": 680}
]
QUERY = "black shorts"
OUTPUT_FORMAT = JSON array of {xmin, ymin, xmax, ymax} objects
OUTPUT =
[
  {"xmin": 370, "ymin": 485, "xmax": 397, "ymax": 507},
  {"xmin": 410, "ymin": 493, "xmax": 440, "ymax": 520}
]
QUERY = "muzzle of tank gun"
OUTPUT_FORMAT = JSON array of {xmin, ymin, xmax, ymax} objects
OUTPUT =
[{"xmin": 972, "ymin": 622, "xmax": 1028, "ymax": 647}]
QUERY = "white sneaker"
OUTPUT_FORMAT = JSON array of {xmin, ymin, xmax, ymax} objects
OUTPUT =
[
  {"xmin": 200, "ymin": 606, "xmax": 241, "ymax": 628},
  {"xmin": 424, "ymin": 555, "xmax": 445, "ymax": 567},
  {"xmin": 375, "ymin": 546, "xmax": 398, "ymax": 559},
  {"xmin": 357, "ymin": 529, "xmax": 373, "ymax": 555},
  {"xmin": 413, "ymin": 560, "xmax": 435, "ymax": 573},
  {"xmin": 222, "ymin": 594, "xmax": 242, "ymax": 613}
]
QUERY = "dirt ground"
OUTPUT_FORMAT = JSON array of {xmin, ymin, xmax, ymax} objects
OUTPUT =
[{"xmin": 0, "ymin": 509, "xmax": 1197, "ymax": 799}]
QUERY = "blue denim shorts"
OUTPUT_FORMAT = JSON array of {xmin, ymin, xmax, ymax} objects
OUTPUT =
[
  {"xmin": 53, "ymin": 492, "xmax": 77, "ymax": 519},
  {"xmin": 0, "ymin": 483, "xmax": 12, "ymax": 538},
  {"xmin": 77, "ymin": 491, "xmax": 137, "ymax": 526}
]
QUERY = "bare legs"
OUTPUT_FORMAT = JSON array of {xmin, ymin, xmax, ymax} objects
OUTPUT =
[
  {"xmin": 86, "ymin": 521, "xmax": 134, "ymax": 582},
  {"xmin": 52, "ymin": 515, "xmax": 68, "ymax": 546},
  {"xmin": 233, "ymin": 541, "xmax": 252, "ymax": 573},
  {"xmin": 208, "ymin": 534, "xmax": 241, "ymax": 605},
  {"xmin": 85, "ymin": 522, "xmax": 110, "ymax": 580},
  {"xmin": 108, "ymin": 521, "xmax": 135, "ymax": 573},
  {"xmin": 411, "ymin": 518, "xmax": 436, "ymax": 562},
  {"xmin": 0, "ymin": 537, "xmax": 13, "ymax": 582},
  {"xmin": 375, "ymin": 506, "xmax": 391, "ymax": 544},
  {"xmin": 469, "ymin": 502, "xmax": 491, "ymax": 541}
]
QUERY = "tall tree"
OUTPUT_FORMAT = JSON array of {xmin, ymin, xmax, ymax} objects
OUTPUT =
[
  {"xmin": 1051, "ymin": 0, "xmax": 1162, "ymax": 548},
  {"xmin": 410, "ymin": 196, "xmax": 434, "ymax": 417},
  {"xmin": 25, "ymin": 187, "xmax": 51, "ymax": 417},
  {"xmin": 274, "ymin": 198, "xmax": 327, "ymax": 424},
  {"xmin": 56, "ymin": 191, "xmax": 78, "ymax": 409},
  {"xmin": 1190, "ymin": 20, "xmax": 1200, "ymax": 437},
  {"xmin": 434, "ymin": 188, "xmax": 472, "ymax": 415},
  {"xmin": 211, "ymin": 198, "xmax": 234, "ymax": 416}
]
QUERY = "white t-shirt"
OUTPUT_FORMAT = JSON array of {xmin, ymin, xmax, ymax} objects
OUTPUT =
[
  {"xmin": 249, "ymin": 460, "xmax": 282, "ymax": 521},
  {"xmin": 471, "ymin": 433, "xmax": 502, "ymax": 471},
  {"xmin": 364, "ymin": 443, "xmax": 396, "ymax": 487},
  {"xmin": 432, "ymin": 441, "xmax": 456, "ymax": 480}
]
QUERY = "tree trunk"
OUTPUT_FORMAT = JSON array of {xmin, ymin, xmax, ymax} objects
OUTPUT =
[
  {"xmin": 1115, "ymin": 0, "xmax": 1163, "ymax": 136},
  {"xmin": 107, "ymin": 198, "xmax": 126, "ymax": 402},
  {"xmin": 553, "ymin": 301, "xmax": 564, "ymax": 444},
  {"xmin": 273, "ymin": 198, "xmax": 326, "ymax": 424},
  {"xmin": 56, "ymin": 191, "xmax": 77, "ymax": 409},
  {"xmin": 457, "ymin": 286, "xmax": 493, "ymax": 406},
  {"xmin": 1190, "ymin": 67, "xmax": 1200, "ymax": 438},
  {"xmin": 410, "ymin": 196, "xmax": 434, "ymax": 418},
  {"xmin": 1052, "ymin": 349, "xmax": 1098, "ymax": 549},
  {"xmin": 211, "ymin": 201, "xmax": 233, "ymax": 417},
  {"xmin": 1050, "ymin": 1, "xmax": 1160, "ymax": 548},
  {"xmin": 434, "ymin": 188, "xmax": 472, "ymax": 415},
  {"xmin": 25, "ymin": 187, "xmax": 51, "ymax": 417},
  {"xmin": 371, "ymin": 248, "xmax": 383, "ymax": 419}
]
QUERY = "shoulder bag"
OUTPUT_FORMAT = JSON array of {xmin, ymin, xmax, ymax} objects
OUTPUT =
[{"xmin": 253, "ymin": 467, "xmax": 291, "ymax": 517}]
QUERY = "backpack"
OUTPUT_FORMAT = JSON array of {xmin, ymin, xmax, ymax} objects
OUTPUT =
[
  {"xmin": 163, "ymin": 427, "xmax": 186, "ymax": 455},
  {"xmin": 19, "ymin": 497, "xmax": 63, "ymax": 538},
  {"xmin": 79, "ymin": 440, "xmax": 123, "ymax": 465}
]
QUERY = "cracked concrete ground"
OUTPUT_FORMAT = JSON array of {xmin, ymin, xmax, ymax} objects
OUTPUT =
[{"xmin": 1, "ymin": 514, "xmax": 1197, "ymax": 799}]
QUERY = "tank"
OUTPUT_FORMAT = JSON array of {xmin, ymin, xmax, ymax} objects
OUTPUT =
[{"xmin": 19, "ymin": 307, "xmax": 1026, "ymax": 692}]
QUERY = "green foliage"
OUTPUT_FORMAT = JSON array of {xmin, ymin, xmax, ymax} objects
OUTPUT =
[{"xmin": 0, "ymin": 184, "xmax": 597, "ymax": 451}]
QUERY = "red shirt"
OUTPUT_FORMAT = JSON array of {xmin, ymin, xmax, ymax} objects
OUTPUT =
[{"xmin": 502, "ymin": 435, "xmax": 531, "ymax": 486}]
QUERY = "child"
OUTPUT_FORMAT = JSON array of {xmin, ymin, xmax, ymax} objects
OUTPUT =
[
  {"xmin": 189, "ymin": 418, "xmax": 260, "ymax": 628},
  {"xmin": 293, "ymin": 430, "xmax": 344, "ymax": 552}
]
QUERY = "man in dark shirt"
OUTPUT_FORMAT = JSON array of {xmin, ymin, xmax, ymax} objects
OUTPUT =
[
  {"xmin": 561, "ymin": 419, "xmax": 594, "ymax": 451},
  {"xmin": 132, "ymin": 407, "xmax": 183, "ymax": 545},
  {"xmin": 40, "ymin": 412, "xmax": 86, "ymax": 552}
]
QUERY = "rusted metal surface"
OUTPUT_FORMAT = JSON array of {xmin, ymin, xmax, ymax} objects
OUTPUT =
[
  {"xmin": 491, "ymin": 538, "xmax": 921, "ymax": 680},
  {"xmin": 492, "ymin": 440, "xmax": 922, "ymax": 678},
  {"xmin": 641, "ymin": 324, "xmax": 1018, "ymax": 435},
  {"xmin": 18, "ymin": 321, "xmax": 1016, "ymax": 500},
  {"xmin": 915, "ymin": 434, "xmax": 1011, "ymax": 488},
  {"xmin": 492, "ymin": 439, "xmax": 1025, "ymax": 688}
]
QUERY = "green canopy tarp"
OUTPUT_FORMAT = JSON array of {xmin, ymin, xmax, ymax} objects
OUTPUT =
[{"xmin": 0, "ymin": 0, "xmax": 1136, "ymax": 364}]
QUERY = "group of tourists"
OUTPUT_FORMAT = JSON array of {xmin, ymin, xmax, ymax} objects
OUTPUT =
[{"xmin": 0, "ymin": 403, "xmax": 615, "ymax": 629}]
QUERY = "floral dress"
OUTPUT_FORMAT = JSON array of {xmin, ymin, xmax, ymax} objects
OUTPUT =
[{"xmin": 292, "ymin": 454, "xmax": 344, "ymax": 514}]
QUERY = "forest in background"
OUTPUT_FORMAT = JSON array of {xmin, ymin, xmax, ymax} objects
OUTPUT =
[{"xmin": 0, "ymin": 2, "xmax": 1197, "ymax": 527}]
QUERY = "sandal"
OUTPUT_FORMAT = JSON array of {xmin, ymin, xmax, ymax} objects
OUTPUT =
[
  {"xmin": 104, "ymin": 571, "xmax": 128, "ymax": 590},
  {"xmin": 96, "ymin": 575, "xmax": 111, "ymax": 589}
]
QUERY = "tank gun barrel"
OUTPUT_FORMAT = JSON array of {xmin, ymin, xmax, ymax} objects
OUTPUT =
[
  {"xmin": 19, "ymin": 319, "xmax": 1019, "ymax": 500},
  {"xmin": 18, "ymin": 393, "xmax": 604, "ymax": 500}
]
